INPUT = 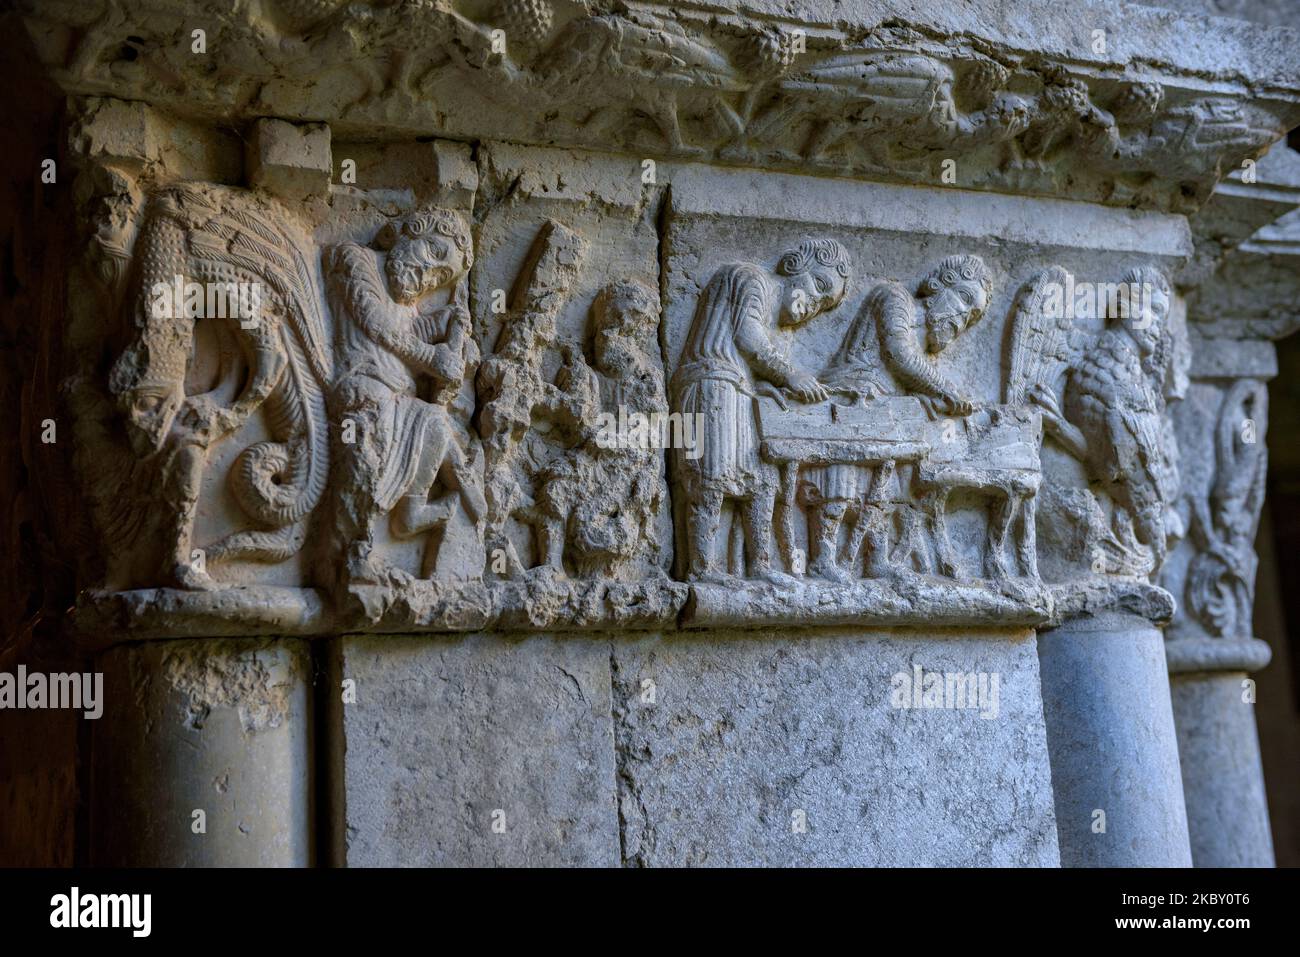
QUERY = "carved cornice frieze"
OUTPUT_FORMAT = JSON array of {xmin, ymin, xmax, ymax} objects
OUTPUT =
[
  {"xmin": 47, "ymin": 96, "xmax": 1209, "ymax": 644},
  {"xmin": 18, "ymin": 0, "xmax": 1300, "ymax": 213}
]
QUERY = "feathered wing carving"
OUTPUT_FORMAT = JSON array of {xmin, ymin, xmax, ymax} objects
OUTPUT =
[
  {"xmin": 164, "ymin": 186, "xmax": 333, "ymax": 565},
  {"xmin": 1005, "ymin": 266, "xmax": 1075, "ymax": 406}
]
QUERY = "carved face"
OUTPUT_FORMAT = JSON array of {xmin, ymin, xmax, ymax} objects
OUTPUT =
[
  {"xmin": 1126, "ymin": 284, "xmax": 1169, "ymax": 357},
  {"xmin": 923, "ymin": 276, "xmax": 988, "ymax": 353},
  {"xmin": 384, "ymin": 236, "xmax": 465, "ymax": 304},
  {"xmin": 595, "ymin": 312, "xmax": 651, "ymax": 376},
  {"xmin": 779, "ymin": 266, "xmax": 847, "ymax": 327},
  {"xmin": 991, "ymin": 93, "xmax": 1032, "ymax": 137},
  {"xmin": 121, "ymin": 381, "xmax": 184, "ymax": 456}
]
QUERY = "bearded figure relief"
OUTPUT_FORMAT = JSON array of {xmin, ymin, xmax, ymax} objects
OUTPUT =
[{"xmin": 324, "ymin": 207, "xmax": 486, "ymax": 586}]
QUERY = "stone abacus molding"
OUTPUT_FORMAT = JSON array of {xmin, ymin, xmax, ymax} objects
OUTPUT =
[{"xmin": 19, "ymin": 0, "xmax": 1300, "ymax": 211}]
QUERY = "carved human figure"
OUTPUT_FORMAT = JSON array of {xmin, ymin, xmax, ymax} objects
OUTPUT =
[
  {"xmin": 743, "ymin": 54, "xmax": 1029, "ymax": 169},
  {"xmin": 672, "ymin": 239, "xmax": 851, "ymax": 583},
  {"xmin": 325, "ymin": 208, "xmax": 486, "ymax": 585},
  {"xmin": 530, "ymin": 280, "xmax": 668, "ymax": 579},
  {"xmin": 798, "ymin": 255, "xmax": 992, "ymax": 581},
  {"xmin": 1017, "ymin": 265, "xmax": 1181, "ymax": 574}
]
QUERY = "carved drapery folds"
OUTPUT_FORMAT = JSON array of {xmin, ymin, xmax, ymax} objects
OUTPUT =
[{"xmin": 52, "ymin": 81, "xmax": 1277, "ymax": 641}]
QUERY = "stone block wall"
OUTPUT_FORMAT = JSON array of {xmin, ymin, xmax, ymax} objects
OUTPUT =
[{"xmin": 2, "ymin": 0, "xmax": 1299, "ymax": 867}]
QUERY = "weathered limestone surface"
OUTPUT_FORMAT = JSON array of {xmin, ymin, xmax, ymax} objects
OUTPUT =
[
  {"xmin": 334, "ymin": 627, "xmax": 1057, "ymax": 867},
  {"xmin": 613, "ymin": 628, "xmax": 1059, "ymax": 867},
  {"xmin": 90, "ymin": 638, "xmax": 313, "ymax": 867},
  {"xmin": 335, "ymin": 634, "xmax": 620, "ymax": 867},
  {"xmin": 1170, "ymin": 672, "xmax": 1274, "ymax": 867},
  {"xmin": 1038, "ymin": 613, "xmax": 1192, "ymax": 867},
  {"xmin": 8, "ymin": 0, "xmax": 1300, "ymax": 867}
]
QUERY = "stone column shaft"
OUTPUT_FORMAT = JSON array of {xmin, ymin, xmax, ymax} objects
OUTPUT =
[
  {"xmin": 1038, "ymin": 613, "xmax": 1192, "ymax": 867},
  {"xmin": 90, "ymin": 638, "xmax": 313, "ymax": 867}
]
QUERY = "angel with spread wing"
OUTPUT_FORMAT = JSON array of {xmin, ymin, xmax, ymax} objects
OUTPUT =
[{"xmin": 1006, "ymin": 265, "xmax": 1181, "ymax": 575}]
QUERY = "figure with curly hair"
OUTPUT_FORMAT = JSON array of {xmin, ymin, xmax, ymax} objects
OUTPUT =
[
  {"xmin": 325, "ymin": 207, "xmax": 486, "ymax": 585},
  {"xmin": 672, "ymin": 238, "xmax": 851, "ymax": 583},
  {"xmin": 799, "ymin": 254, "xmax": 991, "ymax": 581}
]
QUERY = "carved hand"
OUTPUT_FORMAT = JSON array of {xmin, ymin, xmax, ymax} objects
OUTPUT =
[
  {"xmin": 1026, "ymin": 381, "xmax": 1061, "ymax": 416},
  {"xmin": 419, "ymin": 301, "xmax": 470, "ymax": 339},
  {"xmin": 787, "ymin": 370, "xmax": 829, "ymax": 404}
]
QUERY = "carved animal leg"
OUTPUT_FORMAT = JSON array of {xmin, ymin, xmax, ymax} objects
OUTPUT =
[
  {"xmin": 809, "ymin": 501, "xmax": 852, "ymax": 583},
  {"xmin": 985, "ymin": 492, "xmax": 1016, "ymax": 581},
  {"xmin": 853, "ymin": 504, "xmax": 894, "ymax": 579},
  {"xmin": 889, "ymin": 507, "xmax": 927, "ymax": 574},
  {"xmin": 774, "ymin": 461, "xmax": 800, "ymax": 572},
  {"xmin": 1018, "ymin": 491, "xmax": 1039, "ymax": 579},
  {"xmin": 926, "ymin": 490, "xmax": 961, "ymax": 579},
  {"xmin": 844, "ymin": 503, "xmax": 869, "ymax": 572},
  {"xmin": 687, "ymin": 488, "xmax": 726, "ymax": 581},
  {"xmin": 644, "ymin": 95, "xmax": 705, "ymax": 156},
  {"xmin": 803, "ymin": 118, "xmax": 849, "ymax": 161}
]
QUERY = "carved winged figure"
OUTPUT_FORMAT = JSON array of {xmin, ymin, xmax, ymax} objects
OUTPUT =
[
  {"xmin": 525, "ymin": 11, "xmax": 743, "ymax": 154},
  {"xmin": 109, "ymin": 184, "xmax": 334, "ymax": 589},
  {"xmin": 1101, "ymin": 96, "xmax": 1277, "ymax": 180},
  {"xmin": 1007, "ymin": 265, "xmax": 1180, "ymax": 575}
]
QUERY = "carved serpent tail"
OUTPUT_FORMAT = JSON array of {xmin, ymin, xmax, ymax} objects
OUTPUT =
[{"xmin": 209, "ymin": 322, "xmax": 330, "ymax": 564}]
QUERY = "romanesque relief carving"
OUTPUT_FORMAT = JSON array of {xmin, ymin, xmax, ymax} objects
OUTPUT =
[
  {"xmin": 476, "ymin": 220, "xmax": 672, "ymax": 591},
  {"xmin": 1182, "ymin": 380, "xmax": 1268, "ymax": 640},
  {"xmin": 476, "ymin": 219, "xmax": 588, "ymax": 580},
  {"xmin": 737, "ymin": 53, "xmax": 1030, "ymax": 172},
  {"xmin": 528, "ymin": 280, "xmax": 669, "ymax": 580},
  {"xmin": 671, "ymin": 247, "xmax": 1044, "ymax": 595},
  {"xmin": 64, "ymin": 112, "xmax": 1202, "ymax": 635},
  {"xmin": 323, "ymin": 207, "xmax": 484, "ymax": 588},
  {"xmin": 23, "ymin": 2, "xmax": 1290, "ymax": 212},
  {"xmin": 106, "ymin": 183, "xmax": 334, "ymax": 590},
  {"xmin": 1007, "ymin": 265, "xmax": 1183, "ymax": 584},
  {"xmin": 671, "ymin": 239, "xmax": 852, "ymax": 584},
  {"xmin": 71, "ymin": 155, "xmax": 1193, "ymax": 637}
]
